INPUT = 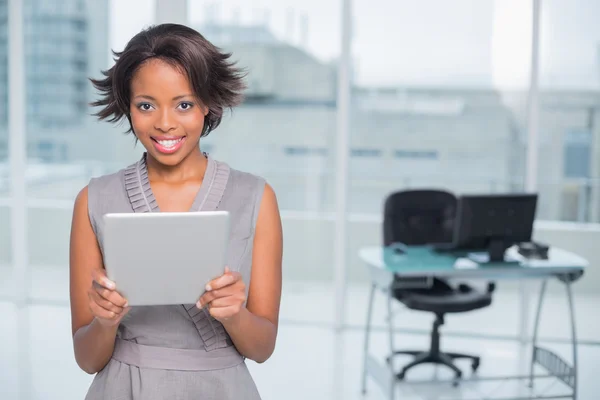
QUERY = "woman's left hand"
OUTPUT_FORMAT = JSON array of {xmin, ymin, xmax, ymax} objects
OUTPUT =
[{"xmin": 197, "ymin": 267, "xmax": 246, "ymax": 323}]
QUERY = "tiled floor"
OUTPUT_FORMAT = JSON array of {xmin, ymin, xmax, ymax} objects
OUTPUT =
[
  {"xmin": 0, "ymin": 302, "xmax": 598, "ymax": 400},
  {"xmin": 0, "ymin": 266, "xmax": 598, "ymax": 399}
]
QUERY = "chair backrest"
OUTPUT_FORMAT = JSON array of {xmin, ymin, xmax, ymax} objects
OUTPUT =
[{"xmin": 383, "ymin": 189, "xmax": 457, "ymax": 246}]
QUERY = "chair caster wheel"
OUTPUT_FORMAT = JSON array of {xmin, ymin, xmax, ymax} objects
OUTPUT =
[
  {"xmin": 453, "ymin": 371, "xmax": 462, "ymax": 386},
  {"xmin": 471, "ymin": 360, "xmax": 480, "ymax": 372}
]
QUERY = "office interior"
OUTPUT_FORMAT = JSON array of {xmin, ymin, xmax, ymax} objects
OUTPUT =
[{"xmin": 1, "ymin": 0, "xmax": 600, "ymax": 399}]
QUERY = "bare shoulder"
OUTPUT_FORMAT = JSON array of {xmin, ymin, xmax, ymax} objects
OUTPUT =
[
  {"xmin": 75, "ymin": 185, "xmax": 89, "ymax": 203},
  {"xmin": 255, "ymin": 181, "xmax": 282, "ymax": 245},
  {"xmin": 72, "ymin": 185, "xmax": 89, "ymax": 217},
  {"xmin": 259, "ymin": 182, "xmax": 279, "ymax": 215}
]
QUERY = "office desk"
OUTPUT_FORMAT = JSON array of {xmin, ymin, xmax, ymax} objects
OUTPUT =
[{"xmin": 360, "ymin": 244, "xmax": 587, "ymax": 400}]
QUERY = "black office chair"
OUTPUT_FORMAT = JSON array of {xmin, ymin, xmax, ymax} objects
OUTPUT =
[{"xmin": 383, "ymin": 189, "xmax": 495, "ymax": 383}]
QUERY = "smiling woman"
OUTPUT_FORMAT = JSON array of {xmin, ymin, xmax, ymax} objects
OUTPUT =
[
  {"xmin": 128, "ymin": 59, "xmax": 208, "ymax": 163},
  {"xmin": 69, "ymin": 23, "xmax": 283, "ymax": 400}
]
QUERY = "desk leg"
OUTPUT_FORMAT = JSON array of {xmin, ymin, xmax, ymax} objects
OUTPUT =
[
  {"xmin": 386, "ymin": 289, "xmax": 396, "ymax": 400},
  {"xmin": 519, "ymin": 280, "xmax": 530, "ymax": 344},
  {"xmin": 566, "ymin": 281, "xmax": 578, "ymax": 400},
  {"xmin": 387, "ymin": 288, "xmax": 395, "ymax": 357},
  {"xmin": 529, "ymin": 279, "xmax": 547, "ymax": 388},
  {"xmin": 362, "ymin": 283, "xmax": 376, "ymax": 394}
]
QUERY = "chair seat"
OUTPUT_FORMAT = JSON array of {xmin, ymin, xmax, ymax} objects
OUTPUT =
[{"xmin": 396, "ymin": 288, "xmax": 492, "ymax": 314}]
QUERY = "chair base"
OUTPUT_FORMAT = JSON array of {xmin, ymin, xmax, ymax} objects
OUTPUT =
[
  {"xmin": 386, "ymin": 314, "xmax": 481, "ymax": 386},
  {"xmin": 388, "ymin": 350, "xmax": 480, "ymax": 384}
]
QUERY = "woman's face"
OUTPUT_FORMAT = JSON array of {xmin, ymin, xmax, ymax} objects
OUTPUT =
[{"xmin": 129, "ymin": 59, "xmax": 208, "ymax": 167}]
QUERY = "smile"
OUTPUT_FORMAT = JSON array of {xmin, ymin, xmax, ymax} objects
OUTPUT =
[{"xmin": 151, "ymin": 136, "xmax": 186, "ymax": 154}]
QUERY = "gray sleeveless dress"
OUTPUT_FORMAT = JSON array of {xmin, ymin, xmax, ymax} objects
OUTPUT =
[{"xmin": 84, "ymin": 152, "xmax": 265, "ymax": 400}]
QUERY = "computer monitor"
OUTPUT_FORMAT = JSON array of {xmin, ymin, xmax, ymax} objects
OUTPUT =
[{"xmin": 451, "ymin": 193, "xmax": 538, "ymax": 262}]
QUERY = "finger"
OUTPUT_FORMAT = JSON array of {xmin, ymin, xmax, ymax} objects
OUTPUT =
[
  {"xmin": 89, "ymin": 291, "xmax": 125, "ymax": 314},
  {"xmin": 94, "ymin": 285, "xmax": 128, "ymax": 307},
  {"xmin": 206, "ymin": 271, "xmax": 241, "ymax": 291},
  {"xmin": 92, "ymin": 269, "xmax": 115, "ymax": 290},
  {"xmin": 91, "ymin": 284, "xmax": 127, "ymax": 309},
  {"xmin": 205, "ymin": 296, "xmax": 237, "ymax": 309},
  {"xmin": 197, "ymin": 288, "xmax": 225, "ymax": 308},
  {"xmin": 208, "ymin": 305, "xmax": 239, "ymax": 320},
  {"xmin": 89, "ymin": 298, "xmax": 120, "ymax": 320},
  {"xmin": 198, "ymin": 288, "xmax": 246, "ymax": 309},
  {"xmin": 205, "ymin": 267, "xmax": 234, "ymax": 291}
]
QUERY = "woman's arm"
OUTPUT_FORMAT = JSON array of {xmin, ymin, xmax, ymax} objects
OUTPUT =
[
  {"xmin": 70, "ymin": 187, "xmax": 129, "ymax": 374},
  {"xmin": 199, "ymin": 183, "xmax": 282, "ymax": 363}
]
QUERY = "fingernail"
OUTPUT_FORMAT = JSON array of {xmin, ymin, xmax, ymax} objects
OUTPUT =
[
  {"xmin": 205, "ymin": 284, "xmax": 212, "ymax": 291},
  {"xmin": 124, "ymin": 302, "xmax": 128, "ymax": 308},
  {"xmin": 105, "ymin": 280, "xmax": 115, "ymax": 290},
  {"xmin": 196, "ymin": 301, "xmax": 203, "ymax": 309}
]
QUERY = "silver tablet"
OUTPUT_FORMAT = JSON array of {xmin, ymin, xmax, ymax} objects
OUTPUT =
[{"xmin": 102, "ymin": 211, "xmax": 229, "ymax": 306}]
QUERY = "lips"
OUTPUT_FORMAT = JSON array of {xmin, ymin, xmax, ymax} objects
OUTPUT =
[{"xmin": 151, "ymin": 136, "xmax": 186, "ymax": 154}]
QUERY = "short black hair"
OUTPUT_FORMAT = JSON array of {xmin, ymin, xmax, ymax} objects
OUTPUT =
[{"xmin": 90, "ymin": 23, "xmax": 246, "ymax": 137}]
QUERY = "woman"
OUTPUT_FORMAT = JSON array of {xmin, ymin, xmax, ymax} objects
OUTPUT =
[{"xmin": 69, "ymin": 23, "xmax": 282, "ymax": 399}]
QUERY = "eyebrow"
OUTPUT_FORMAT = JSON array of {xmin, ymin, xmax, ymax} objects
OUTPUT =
[{"xmin": 133, "ymin": 94, "xmax": 194, "ymax": 101}]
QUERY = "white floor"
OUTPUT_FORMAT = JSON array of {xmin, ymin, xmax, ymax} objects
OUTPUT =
[{"xmin": 0, "ymin": 266, "xmax": 599, "ymax": 399}]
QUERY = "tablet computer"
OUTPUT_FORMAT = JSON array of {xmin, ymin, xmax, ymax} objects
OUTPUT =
[{"xmin": 102, "ymin": 211, "xmax": 229, "ymax": 306}]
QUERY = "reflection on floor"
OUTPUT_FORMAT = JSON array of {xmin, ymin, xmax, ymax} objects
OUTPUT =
[
  {"xmin": 0, "ymin": 274, "xmax": 599, "ymax": 399},
  {"xmin": 0, "ymin": 304, "xmax": 598, "ymax": 400}
]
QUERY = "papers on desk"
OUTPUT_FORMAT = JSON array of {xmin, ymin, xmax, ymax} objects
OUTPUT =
[
  {"xmin": 453, "ymin": 250, "xmax": 525, "ymax": 269},
  {"xmin": 453, "ymin": 257, "xmax": 478, "ymax": 269}
]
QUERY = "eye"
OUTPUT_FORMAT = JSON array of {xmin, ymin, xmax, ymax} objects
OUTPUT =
[
  {"xmin": 137, "ymin": 103, "xmax": 153, "ymax": 112},
  {"xmin": 177, "ymin": 102, "xmax": 194, "ymax": 111}
]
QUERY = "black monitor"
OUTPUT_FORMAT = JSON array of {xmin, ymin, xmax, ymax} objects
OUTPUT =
[{"xmin": 450, "ymin": 193, "xmax": 538, "ymax": 262}]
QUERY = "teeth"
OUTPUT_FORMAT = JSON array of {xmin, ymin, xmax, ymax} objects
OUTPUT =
[{"xmin": 157, "ymin": 138, "xmax": 182, "ymax": 148}]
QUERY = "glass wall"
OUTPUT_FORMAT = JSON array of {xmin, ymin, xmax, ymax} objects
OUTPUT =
[
  {"xmin": 2, "ymin": 1, "xmax": 600, "ymax": 398},
  {"xmin": 531, "ymin": 0, "xmax": 600, "ymax": 345},
  {"xmin": 537, "ymin": 0, "xmax": 600, "ymax": 223},
  {"xmin": 188, "ymin": 0, "xmax": 340, "ymax": 213},
  {"xmin": 11, "ymin": 1, "xmax": 156, "ymax": 397},
  {"xmin": 0, "ymin": 0, "xmax": 6, "ymax": 163},
  {"xmin": 344, "ymin": 0, "xmax": 532, "ymax": 335},
  {"xmin": 188, "ymin": 0, "xmax": 342, "ymax": 323},
  {"xmin": 21, "ymin": 0, "xmax": 154, "ymax": 299},
  {"xmin": 0, "ymin": 0, "xmax": 11, "ymax": 298},
  {"xmin": 348, "ymin": 0, "xmax": 530, "ymax": 214}
]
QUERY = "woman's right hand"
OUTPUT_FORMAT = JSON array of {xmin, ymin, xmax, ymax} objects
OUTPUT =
[{"xmin": 89, "ymin": 269, "xmax": 130, "ymax": 328}]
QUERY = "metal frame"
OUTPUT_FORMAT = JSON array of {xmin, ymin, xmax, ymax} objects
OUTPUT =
[
  {"xmin": 333, "ymin": 0, "xmax": 353, "ymax": 332},
  {"xmin": 530, "ymin": 277, "xmax": 579, "ymax": 399},
  {"xmin": 8, "ymin": 1, "xmax": 30, "ymax": 400},
  {"xmin": 519, "ymin": 0, "xmax": 543, "ymax": 345}
]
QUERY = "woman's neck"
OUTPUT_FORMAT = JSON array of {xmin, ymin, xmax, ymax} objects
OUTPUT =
[{"xmin": 146, "ymin": 147, "xmax": 208, "ymax": 184}]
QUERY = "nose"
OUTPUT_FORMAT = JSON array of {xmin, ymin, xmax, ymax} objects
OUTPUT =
[{"xmin": 154, "ymin": 109, "xmax": 176, "ymax": 133}]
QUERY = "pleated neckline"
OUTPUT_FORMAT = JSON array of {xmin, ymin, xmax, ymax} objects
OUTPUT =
[{"xmin": 123, "ymin": 152, "xmax": 230, "ymax": 213}]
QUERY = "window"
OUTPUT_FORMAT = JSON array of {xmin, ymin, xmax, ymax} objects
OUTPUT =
[
  {"xmin": 284, "ymin": 146, "xmax": 328, "ymax": 156},
  {"xmin": 350, "ymin": 0, "xmax": 530, "ymax": 214},
  {"xmin": 538, "ymin": 0, "xmax": 600, "ymax": 223},
  {"xmin": 394, "ymin": 150, "xmax": 438, "ymax": 159},
  {"xmin": 351, "ymin": 148, "xmax": 381, "ymax": 157},
  {"xmin": 564, "ymin": 128, "xmax": 591, "ymax": 179}
]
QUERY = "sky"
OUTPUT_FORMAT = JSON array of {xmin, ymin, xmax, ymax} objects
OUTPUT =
[{"xmin": 110, "ymin": 0, "xmax": 600, "ymax": 90}]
